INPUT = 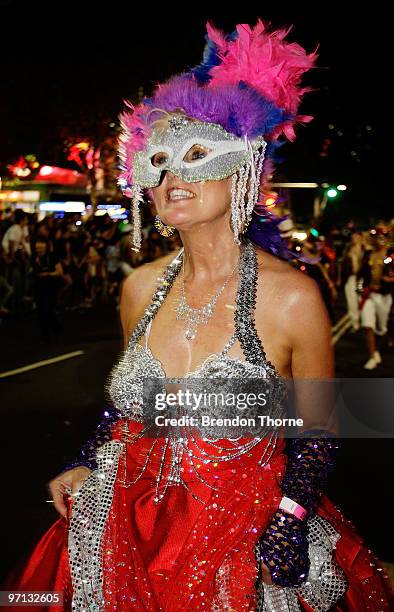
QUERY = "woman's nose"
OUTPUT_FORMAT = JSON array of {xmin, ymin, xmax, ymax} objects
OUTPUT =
[{"xmin": 158, "ymin": 169, "xmax": 173, "ymax": 187}]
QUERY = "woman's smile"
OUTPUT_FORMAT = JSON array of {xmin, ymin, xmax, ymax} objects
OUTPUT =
[{"xmin": 166, "ymin": 187, "xmax": 196, "ymax": 202}]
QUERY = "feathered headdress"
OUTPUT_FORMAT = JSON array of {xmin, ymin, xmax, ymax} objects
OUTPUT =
[
  {"xmin": 119, "ymin": 19, "xmax": 317, "ymax": 191},
  {"xmin": 118, "ymin": 19, "xmax": 317, "ymax": 258}
]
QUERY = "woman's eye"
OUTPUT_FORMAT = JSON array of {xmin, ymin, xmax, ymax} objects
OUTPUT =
[
  {"xmin": 183, "ymin": 144, "xmax": 211, "ymax": 163},
  {"xmin": 151, "ymin": 152, "xmax": 169, "ymax": 167}
]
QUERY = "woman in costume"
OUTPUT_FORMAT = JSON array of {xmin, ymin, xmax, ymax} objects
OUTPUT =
[{"xmin": 12, "ymin": 20, "xmax": 393, "ymax": 612}]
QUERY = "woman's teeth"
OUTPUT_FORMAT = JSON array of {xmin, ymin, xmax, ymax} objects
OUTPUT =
[{"xmin": 168, "ymin": 188, "xmax": 195, "ymax": 200}]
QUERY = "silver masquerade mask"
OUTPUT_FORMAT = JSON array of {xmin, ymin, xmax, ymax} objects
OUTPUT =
[{"xmin": 132, "ymin": 116, "xmax": 267, "ymax": 187}]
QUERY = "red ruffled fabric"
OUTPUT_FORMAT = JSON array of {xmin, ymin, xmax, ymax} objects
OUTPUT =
[
  {"xmin": 316, "ymin": 495, "xmax": 394, "ymax": 611},
  {"xmin": 1, "ymin": 518, "xmax": 71, "ymax": 611},
  {"xmin": 4, "ymin": 425, "xmax": 393, "ymax": 611}
]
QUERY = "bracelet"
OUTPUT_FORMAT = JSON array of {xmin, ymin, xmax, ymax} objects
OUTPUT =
[{"xmin": 279, "ymin": 496, "xmax": 308, "ymax": 521}]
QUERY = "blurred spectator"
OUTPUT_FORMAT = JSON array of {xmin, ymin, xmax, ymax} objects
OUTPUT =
[
  {"xmin": 382, "ymin": 247, "xmax": 394, "ymax": 348},
  {"xmin": 1, "ymin": 209, "xmax": 31, "ymax": 313},
  {"xmin": 57, "ymin": 239, "xmax": 76, "ymax": 308},
  {"xmin": 72, "ymin": 238, "xmax": 89, "ymax": 307},
  {"xmin": 105, "ymin": 242, "xmax": 123, "ymax": 298},
  {"xmin": 342, "ymin": 232, "xmax": 364, "ymax": 331},
  {"xmin": 358, "ymin": 232, "xmax": 392, "ymax": 369},
  {"xmin": 85, "ymin": 239, "xmax": 105, "ymax": 306},
  {"xmin": 32, "ymin": 238, "xmax": 63, "ymax": 342},
  {"xmin": 118, "ymin": 225, "xmax": 136, "ymax": 277},
  {"xmin": 0, "ymin": 243, "xmax": 13, "ymax": 316},
  {"xmin": 279, "ymin": 219, "xmax": 337, "ymax": 322},
  {"xmin": 1, "ymin": 209, "xmax": 31, "ymax": 258}
]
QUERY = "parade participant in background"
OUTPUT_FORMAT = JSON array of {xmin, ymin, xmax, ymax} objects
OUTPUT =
[
  {"xmin": 343, "ymin": 232, "xmax": 364, "ymax": 331},
  {"xmin": 383, "ymin": 246, "xmax": 394, "ymax": 347},
  {"xmin": 359, "ymin": 230, "xmax": 392, "ymax": 369}
]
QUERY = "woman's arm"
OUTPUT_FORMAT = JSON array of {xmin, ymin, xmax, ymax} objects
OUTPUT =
[
  {"xmin": 258, "ymin": 273, "xmax": 339, "ymax": 586},
  {"xmin": 63, "ymin": 404, "xmax": 122, "ymax": 472},
  {"xmin": 288, "ymin": 274, "xmax": 336, "ymax": 432}
]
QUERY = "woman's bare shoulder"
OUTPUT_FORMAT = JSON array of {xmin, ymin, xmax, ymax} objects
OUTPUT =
[
  {"xmin": 256, "ymin": 248, "xmax": 319, "ymax": 298},
  {"xmin": 122, "ymin": 251, "xmax": 179, "ymax": 300},
  {"xmin": 255, "ymin": 247, "xmax": 328, "ymax": 336},
  {"xmin": 255, "ymin": 248, "xmax": 332, "ymax": 365},
  {"xmin": 119, "ymin": 251, "xmax": 180, "ymax": 339}
]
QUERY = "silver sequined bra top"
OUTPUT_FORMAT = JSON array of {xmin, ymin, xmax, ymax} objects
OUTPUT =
[{"xmin": 106, "ymin": 239, "xmax": 286, "ymax": 428}]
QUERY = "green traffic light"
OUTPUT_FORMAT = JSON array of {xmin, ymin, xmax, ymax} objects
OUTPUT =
[{"xmin": 327, "ymin": 188, "xmax": 338, "ymax": 198}]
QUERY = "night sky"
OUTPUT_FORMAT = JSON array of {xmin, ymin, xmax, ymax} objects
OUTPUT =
[{"xmin": 1, "ymin": 2, "xmax": 391, "ymax": 221}]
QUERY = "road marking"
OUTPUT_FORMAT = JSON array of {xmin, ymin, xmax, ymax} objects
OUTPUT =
[
  {"xmin": 331, "ymin": 313, "xmax": 357, "ymax": 345},
  {"xmin": 331, "ymin": 313, "xmax": 350, "ymax": 333},
  {"xmin": 0, "ymin": 351, "xmax": 84, "ymax": 378},
  {"xmin": 331, "ymin": 320, "xmax": 353, "ymax": 345}
]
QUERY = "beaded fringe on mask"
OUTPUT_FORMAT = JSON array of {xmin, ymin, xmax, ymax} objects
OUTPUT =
[
  {"xmin": 130, "ymin": 185, "xmax": 144, "ymax": 251},
  {"xmin": 231, "ymin": 145, "xmax": 266, "ymax": 245}
]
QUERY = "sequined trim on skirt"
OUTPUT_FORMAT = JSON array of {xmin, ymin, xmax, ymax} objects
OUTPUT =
[{"xmin": 68, "ymin": 440, "xmax": 123, "ymax": 611}]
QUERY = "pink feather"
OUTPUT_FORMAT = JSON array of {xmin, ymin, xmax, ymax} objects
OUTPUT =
[
  {"xmin": 118, "ymin": 101, "xmax": 151, "ymax": 186},
  {"xmin": 206, "ymin": 19, "xmax": 318, "ymax": 120}
]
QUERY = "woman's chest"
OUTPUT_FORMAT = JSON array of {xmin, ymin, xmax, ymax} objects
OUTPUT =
[
  {"xmin": 129, "ymin": 290, "xmax": 244, "ymax": 378},
  {"xmin": 144, "ymin": 293, "xmax": 291, "ymax": 379}
]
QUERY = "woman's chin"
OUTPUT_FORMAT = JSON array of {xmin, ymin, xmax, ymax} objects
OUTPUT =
[{"xmin": 161, "ymin": 211, "xmax": 194, "ymax": 228}]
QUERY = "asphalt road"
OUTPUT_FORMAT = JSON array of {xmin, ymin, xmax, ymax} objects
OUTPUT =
[{"xmin": 1, "ymin": 303, "xmax": 393, "ymax": 580}]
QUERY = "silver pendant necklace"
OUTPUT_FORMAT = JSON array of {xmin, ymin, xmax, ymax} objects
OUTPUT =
[{"xmin": 175, "ymin": 250, "xmax": 239, "ymax": 341}]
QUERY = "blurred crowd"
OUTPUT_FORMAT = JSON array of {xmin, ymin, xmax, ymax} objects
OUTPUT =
[
  {"xmin": 1, "ymin": 209, "xmax": 393, "ymax": 370},
  {"xmin": 280, "ymin": 217, "xmax": 394, "ymax": 370},
  {"xmin": 0, "ymin": 210, "xmax": 181, "ymax": 341},
  {"xmin": 340, "ymin": 226, "xmax": 393, "ymax": 369}
]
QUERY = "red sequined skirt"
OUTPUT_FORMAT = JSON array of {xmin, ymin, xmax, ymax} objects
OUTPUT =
[{"xmin": 4, "ymin": 423, "xmax": 393, "ymax": 611}]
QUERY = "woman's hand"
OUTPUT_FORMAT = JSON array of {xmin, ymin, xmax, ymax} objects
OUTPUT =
[
  {"xmin": 260, "ymin": 562, "xmax": 273, "ymax": 585},
  {"xmin": 48, "ymin": 466, "xmax": 91, "ymax": 517},
  {"xmin": 258, "ymin": 511, "xmax": 309, "ymax": 587}
]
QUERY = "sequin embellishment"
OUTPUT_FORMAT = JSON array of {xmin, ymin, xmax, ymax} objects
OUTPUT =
[
  {"xmin": 68, "ymin": 440, "xmax": 123, "ymax": 611},
  {"xmin": 256, "ymin": 515, "xmax": 348, "ymax": 611}
]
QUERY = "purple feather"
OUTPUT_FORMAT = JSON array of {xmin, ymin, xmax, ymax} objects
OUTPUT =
[
  {"xmin": 246, "ymin": 209, "xmax": 292, "ymax": 260},
  {"xmin": 150, "ymin": 75, "xmax": 287, "ymax": 139}
]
